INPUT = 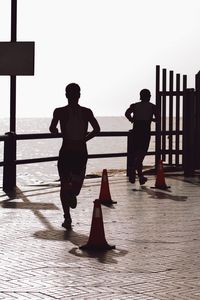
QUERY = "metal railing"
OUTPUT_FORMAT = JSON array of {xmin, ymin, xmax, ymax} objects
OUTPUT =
[
  {"xmin": 0, "ymin": 129, "xmax": 185, "ymax": 192},
  {"xmin": 0, "ymin": 130, "xmax": 158, "ymax": 166}
]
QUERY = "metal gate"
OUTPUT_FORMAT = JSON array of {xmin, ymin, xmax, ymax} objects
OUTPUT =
[{"xmin": 155, "ymin": 65, "xmax": 200, "ymax": 175}]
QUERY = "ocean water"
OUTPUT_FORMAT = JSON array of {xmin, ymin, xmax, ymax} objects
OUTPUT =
[{"xmin": 0, "ymin": 117, "xmax": 156, "ymax": 185}]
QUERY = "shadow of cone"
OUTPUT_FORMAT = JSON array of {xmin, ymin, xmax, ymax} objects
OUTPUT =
[
  {"xmin": 79, "ymin": 199, "xmax": 115, "ymax": 251},
  {"xmin": 98, "ymin": 169, "xmax": 117, "ymax": 207},
  {"xmin": 151, "ymin": 160, "xmax": 170, "ymax": 190}
]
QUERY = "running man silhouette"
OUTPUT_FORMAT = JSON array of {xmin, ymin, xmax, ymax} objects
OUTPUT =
[
  {"xmin": 49, "ymin": 83, "xmax": 100, "ymax": 229},
  {"xmin": 125, "ymin": 89, "xmax": 158, "ymax": 185}
]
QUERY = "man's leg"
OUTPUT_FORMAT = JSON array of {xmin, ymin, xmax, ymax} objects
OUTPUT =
[
  {"xmin": 71, "ymin": 150, "xmax": 87, "ymax": 196},
  {"xmin": 60, "ymin": 178, "xmax": 73, "ymax": 229},
  {"xmin": 135, "ymin": 151, "xmax": 147, "ymax": 185},
  {"xmin": 71, "ymin": 168, "xmax": 86, "ymax": 196},
  {"xmin": 58, "ymin": 151, "xmax": 73, "ymax": 229},
  {"xmin": 135, "ymin": 132, "xmax": 150, "ymax": 185}
]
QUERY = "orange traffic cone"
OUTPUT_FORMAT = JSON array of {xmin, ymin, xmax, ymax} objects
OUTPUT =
[
  {"xmin": 98, "ymin": 169, "xmax": 117, "ymax": 207},
  {"xmin": 152, "ymin": 160, "xmax": 170, "ymax": 190},
  {"xmin": 79, "ymin": 199, "xmax": 115, "ymax": 251}
]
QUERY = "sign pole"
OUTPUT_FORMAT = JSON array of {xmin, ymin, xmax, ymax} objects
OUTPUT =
[
  {"xmin": 8, "ymin": 0, "xmax": 17, "ymax": 191},
  {"xmin": 10, "ymin": 0, "xmax": 17, "ymax": 133}
]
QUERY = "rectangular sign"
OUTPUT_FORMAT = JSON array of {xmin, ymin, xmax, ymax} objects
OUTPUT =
[{"xmin": 0, "ymin": 42, "xmax": 34, "ymax": 75}]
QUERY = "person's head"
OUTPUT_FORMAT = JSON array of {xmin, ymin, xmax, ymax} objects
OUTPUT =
[
  {"xmin": 65, "ymin": 83, "xmax": 81, "ymax": 105},
  {"xmin": 140, "ymin": 89, "xmax": 151, "ymax": 102}
]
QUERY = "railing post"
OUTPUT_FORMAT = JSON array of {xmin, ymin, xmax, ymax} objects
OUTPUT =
[
  {"xmin": 126, "ymin": 129, "xmax": 134, "ymax": 177},
  {"xmin": 183, "ymin": 89, "xmax": 195, "ymax": 176},
  {"xmin": 3, "ymin": 132, "xmax": 16, "ymax": 192}
]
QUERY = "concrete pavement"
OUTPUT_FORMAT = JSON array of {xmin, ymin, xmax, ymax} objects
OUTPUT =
[{"xmin": 0, "ymin": 173, "xmax": 200, "ymax": 299}]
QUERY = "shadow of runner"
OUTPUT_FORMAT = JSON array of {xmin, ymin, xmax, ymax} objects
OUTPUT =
[
  {"xmin": 141, "ymin": 186, "xmax": 187, "ymax": 201},
  {"xmin": 33, "ymin": 228, "xmax": 88, "ymax": 244}
]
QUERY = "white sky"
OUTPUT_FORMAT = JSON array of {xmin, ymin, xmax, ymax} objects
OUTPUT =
[{"xmin": 0, "ymin": 0, "xmax": 200, "ymax": 117}]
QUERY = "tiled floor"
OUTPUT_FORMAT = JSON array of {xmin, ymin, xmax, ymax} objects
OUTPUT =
[{"xmin": 0, "ymin": 174, "xmax": 200, "ymax": 299}]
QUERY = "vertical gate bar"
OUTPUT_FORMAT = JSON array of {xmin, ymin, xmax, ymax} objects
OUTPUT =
[
  {"xmin": 155, "ymin": 65, "xmax": 161, "ymax": 167},
  {"xmin": 162, "ymin": 69, "xmax": 166, "ymax": 161},
  {"xmin": 183, "ymin": 89, "xmax": 195, "ymax": 175},
  {"xmin": 182, "ymin": 75, "xmax": 187, "ymax": 166},
  {"xmin": 183, "ymin": 75, "xmax": 187, "ymax": 90},
  {"xmin": 169, "ymin": 70, "xmax": 174, "ymax": 165},
  {"xmin": 195, "ymin": 71, "xmax": 200, "ymax": 169},
  {"xmin": 175, "ymin": 74, "xmax": 180, "ymax": 166}
]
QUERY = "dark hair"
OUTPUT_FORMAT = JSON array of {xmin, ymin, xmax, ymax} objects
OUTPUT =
[
  {"xmin": 140, "ymin": 89, "xmax": 151, "ymax": 102},
  {"xmin": 65, "ymin": 83, "xmax": 80, "ymax": 98}
]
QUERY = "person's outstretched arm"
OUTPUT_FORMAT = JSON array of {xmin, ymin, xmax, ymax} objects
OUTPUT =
[
  {"xmin": 125, "ymin": 104, "xmax": 134, "ymax": 123},
  {"xmin": 49, "ymin": 109, "xmax": 59, "ymax": 134},
  {"xmin": 85, "ymin": 110, "xmax": 100, "ymax": 142}
]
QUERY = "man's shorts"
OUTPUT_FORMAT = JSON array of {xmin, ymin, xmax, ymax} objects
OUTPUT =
[{"xmin": 58, "ymin": 146, "xmax": 88, "ymax": 180}]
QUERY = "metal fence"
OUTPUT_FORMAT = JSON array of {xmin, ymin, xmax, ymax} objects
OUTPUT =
[
  {"xmin": 0, "ymin": 130, "xmax": 158, "ymax": 192},
  {"xmin": 155, "ymin": 65, "xmax": 200, "ymax": 174}
]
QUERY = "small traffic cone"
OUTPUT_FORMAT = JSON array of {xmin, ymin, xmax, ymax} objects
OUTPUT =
[
  {"xmin": 98, "ymin": 169, "xmax": 117, "ymax": 207},
  {"xmin": 79, "ymin": 199, "xmax": 115, "ymax": 251},
  {"xmin": 152, "ymin": 160, "xmax": 170, "ymax": 190}
]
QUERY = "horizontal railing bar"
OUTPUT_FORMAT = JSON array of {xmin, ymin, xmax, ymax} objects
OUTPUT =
[
  {"xmin": 15, "ymin": 153, "xmax": 128, "ymax": 165},
  {"xmin": 15, "ymin": 130, "xmax": 183, "ymax": 140},
  {"xmin": 158, "ymin": 91, "xmax": 185, "ymax": 96},
  {"xmin": 0, "ymin": 149, "xmax": 183, "ymax": 167},
  {"xmin": 16, "ymin": 132, "xmax": 129, "ymax": 140},
  {"xmin": 0, "ymin": 135, "xmax": 7, "ymax": 141},
  {"xmin": 0, "ymin": 130, "xmax": 184, "ymax": 141}
]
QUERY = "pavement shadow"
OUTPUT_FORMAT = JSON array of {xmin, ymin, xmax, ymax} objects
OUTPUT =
[
  {"xmin": 140, "ymin": 186, "xmax": 187, "ymax": 202},
  {"xmin": 1, "ymin": 187, "xmax": 58, "ymax": 230},
  {"xmin": 34, "ymin": 228, "xmax": 88, "ymax": 243},
  {"xmin": 69, "ymin": 246, "xmax": 128, "ymax": 264},
  {"xmin": 1, "ymin": 201, "xmax": 58, "ymax": 210},
  {"xmin": 34, "ymin": 229, "xmax": 128, "ymax": 264}
]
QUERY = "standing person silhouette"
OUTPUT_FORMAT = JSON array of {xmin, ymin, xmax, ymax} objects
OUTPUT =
[
  {"xmin": 49, "ymin": 83, "xmax": 100, "ymax": 229},
  {"xmin": 125, "ymin": 89, "xmax": 158, "ymax": 185}
]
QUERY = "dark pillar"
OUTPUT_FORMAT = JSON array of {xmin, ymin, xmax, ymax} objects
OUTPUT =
[
  {"xmin": 183, "ymin": 89, "xmax": 195, "ymax": 176},
  {"xmin": 3, "ymin": 132, "xmax": 16, "ymax": 192},
  {"xmin": 3, "ymin": 0, "xmax": 18, "ymax": 191}
]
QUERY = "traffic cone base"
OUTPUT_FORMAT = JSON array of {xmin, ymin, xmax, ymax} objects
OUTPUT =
[
  {"xmin": 101, "ymin": 199, "xmax": 117, "ymax": 207},
  {"xmin": 80, "ymin": 243, "xmax": 115, "ymax": 251},
  {"xmin": 151, "ymin": 184, "xmax": 170, "ymax": 190},
  {"xmin": 79, "ymin": 199, "xmax": 115, "ymax": 251},
  {"xmin": 99, "ymin": 169, "xmax": 117, "ymax": 206},
  {"xmin": 151, "ymin": 160, "xmax": 170, "ymax": 190}
]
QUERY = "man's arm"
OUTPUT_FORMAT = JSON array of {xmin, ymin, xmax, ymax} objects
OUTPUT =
[
  {"xmin": 49, "ymin": 109, "xmax": 59, "ymax": 134},
  {"xmin": 85, "ymin": 110, "xmax": 100, "ymax": 142},
  {"xmin": 125, "ymin": 104, "xmax": 134, "ymax": 123}
]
